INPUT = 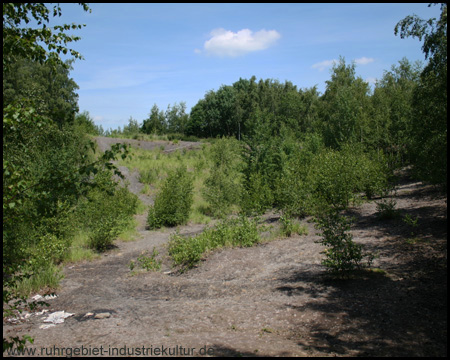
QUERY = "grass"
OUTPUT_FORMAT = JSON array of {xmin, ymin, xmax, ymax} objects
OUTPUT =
[
  {"xmin": 279, "ymin": 215, "xmax": 309, "ymax": 237},
  {"xmin": 14, "ymin": 263, "xmax": 64, "ymax": 297},
  {"xmin": 64, "ymin": 231, "xmax": 101, "ymax": 264},
  {"xmin": 117, "ymin": 145, "xmax": 215, "ymax": 225},
  {"xmin": 168, "ymin": 216, "xmax": 260, "ymax": 272}
]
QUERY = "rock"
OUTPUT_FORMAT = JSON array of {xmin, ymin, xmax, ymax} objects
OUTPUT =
[
  {"xmin": 39, "ymin": 324, "xmax": 56, "ymax": 329},
  {"xmin": 94, "ymin": 312, "xmax": 111, "ymax": 319}
]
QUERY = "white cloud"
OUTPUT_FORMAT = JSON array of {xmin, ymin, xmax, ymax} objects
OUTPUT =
[
  {"xmin": 355, "ymin": 56, "xmax": 375, "ymax": 65},
  {"xmin": 311, "ymin": 59, "xmax": 338, "ymax": 71},
  {"xmin": 202, "ymin": 28, "xmax": 281, "ymax": 57}
]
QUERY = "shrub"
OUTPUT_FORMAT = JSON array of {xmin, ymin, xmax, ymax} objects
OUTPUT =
[
  {"xmin": 315, "ymin": 211, "xmax": 372, "ymax": 275},
  {"xmin": 203, "ymin": 137, "xmax": 244, "ymax": 217},
  {"xmin": 168, "ymin": 216, "xmax": 260, "ymax": 271},
  {"xmin": 309, "ymin": 144, "xmax": 390, "ymax": 210},
  {"xmin": 136, "ymin": 248, "xmax": 162, "ymax": 271},
  {"xmin": 280, "ymin": 214, "xmax": 294, "ymax": 237},
  {"xmin": 78, "ymin": 170, "xmax": 138, "ymax": 251},
  {"xmin": 147, "ymin": 166, "xmax": 193, "ymax": 229},
  {"xmin": 375, "ymin": 198, "xmax": 401, "ymax": 220},
  {"xmin": 241, "ymin": 171, "xmax": 273, "ymax": 216}
]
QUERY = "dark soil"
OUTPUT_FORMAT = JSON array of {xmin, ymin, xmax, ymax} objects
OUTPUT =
[{"xmin": 3, "ymin": 139, "xmax": 447, "ymax": 357}]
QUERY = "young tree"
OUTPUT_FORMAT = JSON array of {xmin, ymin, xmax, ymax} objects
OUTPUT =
[
  {"xmin": 142, "ymin": 104, "xmax": 166, "ymax": 134},
  {"xmin": 395, "ymin": 3, "xmax": 447, "ymax": 188},
  {"xmin": 370, "ymin": 58, "xmax": 422, "ymax": 167},
  {"xmin": 320, "ymin": 57, "xmax": 372, "ymax": 150}
]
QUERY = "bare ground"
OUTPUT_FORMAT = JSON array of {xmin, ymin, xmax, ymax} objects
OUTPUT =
[{"xmin": 3, "ymin": 138, "xmax": 447, "ymax": 357}]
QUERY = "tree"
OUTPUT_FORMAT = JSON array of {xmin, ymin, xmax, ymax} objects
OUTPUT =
[
  {"xmin": 74, "ymin": 111, "xmax": 104, "ymax": 136},
  {"xmin": 123, "ymin": 116, "xmax": 141, "ymax": 136},
  {"xmin": 142, "ymin": 104, "xmax": 166, "ymax": 134},
  {"xmin": 203, "ymin": 137, "xmax": 244, "ymax": 217},
  {"xmin": 3, "ymin": 57, "xmax": 80, "ymax": 126},
  {"xmin": 320, "ymin": 57, "xmax": 372, "ymax": 150},
  {"xmin": 370, "ymin": 58, "xmax": 422, "ymax": 167},
  {"xmin": 166, "ymin": 102, "xmax": 189, "ymax": 134},
  {"xmin": 3, "ymin": 3, "xmax": 90, "ymax": 72},
  {"xmin": 395, "ymin": 3, "xmax": 447, "ymax": 188},
  {"xmin": 2, "ymin": 4, "xmax": 139, "ymax": 352}
]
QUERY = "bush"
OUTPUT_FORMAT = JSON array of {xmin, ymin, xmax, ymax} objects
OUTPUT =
[
  {"xmin": 309, "ymin": 144, "xmax": 390, "ymax": 210},
  {"xmin": 168, "ymin": 216, "xmax": 260, "ymax": 271},
  {"xmin": 202, "ymin": 137, "xmax": 244, "ymax": 217},
  {"xmin": 375, "ymin": 198, "xmax": 401, "ymax": 220},
  {"xmin": 147, "ymin": 166, "xmax": 194, "ymax": 229},
  {"xmin": 241, "ymin": 171, "xmax": 273, "ymax": 216},
  {"xmin": 78, "ymin": 170, "xmax": 138, "ymax": 250},
  {"xmin": 135, "ymin": 248, "xmax": 162, "ymax": 271},
  {"xmin": 315, "ymin": 211, "xmax": 372, "ymax": 275}
]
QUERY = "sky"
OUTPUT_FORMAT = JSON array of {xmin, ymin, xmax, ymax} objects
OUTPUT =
[{"xmin": 51, "ymin": 3, "xmax": 441, "ymax": 131}]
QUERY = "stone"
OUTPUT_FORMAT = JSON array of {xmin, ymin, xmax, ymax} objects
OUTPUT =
[{"xmin": 94, "ymin": 312, "xmax": 111, "ymax": 319}]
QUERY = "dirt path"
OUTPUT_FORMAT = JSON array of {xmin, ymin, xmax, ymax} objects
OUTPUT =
[{"xmin": 3, "ymin": 140, "xmax": 447, "ymax": 357}]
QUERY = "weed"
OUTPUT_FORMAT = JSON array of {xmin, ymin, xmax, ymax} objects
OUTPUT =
[
  {"xmin": 403, "ymin": 214, "xmax": 419, "ymax": 231},
  {"xmin": 137, "ymin": 248, "xmax": 162, "ymax": 271},
  {"xmin": 376, "ymin": 198, "xmax": 401, "ymax": 220},
  {"xmin": 279, "ymin": 214, "xmax": 309, "ymax": 237}
]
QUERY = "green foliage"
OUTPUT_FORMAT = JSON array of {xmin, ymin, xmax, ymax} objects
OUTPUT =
[
  {"xmin": 168, "ymin": 216, "xmax": 260, "ymax": 271},
  {"xmin": 3, "ymin": 3, "xmax": 91, "ymax": 72},
  {"xmin": 3, "ymin": 58, "xmax": 80, "ymax": 127},
  {"xmin": 375, "ymin": 198, "xmax": 401, "ymax": 220},
  {"xmin": 370, "ymin": 58, "xmax": 422, "ymax": 168},
  {"xmin": 402, "ymin": 214, "xmax": 419, "ymax": 237},
  {"xmin": 142, "ymin": 104, "xmax": 167, "ymax": 134},
  {"xmin": 74, "ymin": 111, "xmax": 104, "ymax": 135},
  {"xmin": 136, "ymin": 248, "xmax": 162, "ymax": 271},
  {"xmin": 166, "ymin": 102, "xmax": 189, "ymax": 134},
  {"xmin": 3, "ymin": 2, "xmax": 91, "ymax": 347},
  {"xmin": 395, "ymin": 4, "xmax": 447, "ymax": 189},
  {"xmin": 139, "ymin": 168, "xmax": 158, "ymax": 185},
  {"xmin": 319, "ymin": 57, "xmax": 372, "ymax": 150},
  {"xmin": 203, "ymin": 137, "xmax": 244, "ymax": 217},
  {"xmin": 122, "ymin": 117, "xmax": 141, "ymax": 137},
  {"xmin": 240, "ymin": 171, "xmax": 274, "ymax": 216},
  {"xmin": 315, "ymin": 212, "xmax": 372, "ymax": 275},
  {"xmin": 77, "ymin": 171, "xmax": 138, "ymax": 251},
  {"xmin": 147, "ymin": 166, "xmax": 194, "ymax": 229},
  {"xmin": 275, "ymin": 134, "xmax": 323, "ymax": 217},
  {"xmin": 280, "ymin": 214, "xmax": 294, "ymax": 237},
  {"xmin": 309, "ymin": 144, "xmax": 389, "ymax": 210}
]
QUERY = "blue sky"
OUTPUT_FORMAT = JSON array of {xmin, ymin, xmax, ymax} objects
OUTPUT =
[{"xmin": 54, "ymin": 3, "xmax": 441, "ymax": 130}]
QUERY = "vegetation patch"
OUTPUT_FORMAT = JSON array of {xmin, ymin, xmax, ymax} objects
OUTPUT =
[{"xmin": 168, "ymin": 216, "xmax": 260, "ymax": 271}]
